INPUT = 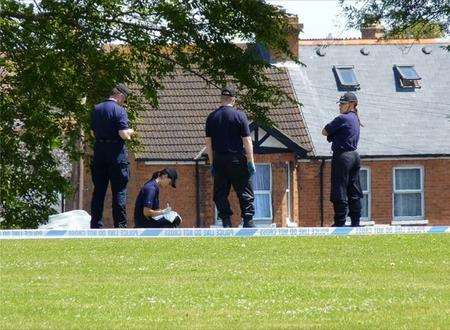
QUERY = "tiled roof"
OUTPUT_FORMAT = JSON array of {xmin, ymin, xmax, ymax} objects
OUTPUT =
[
  {"xmin": 135, "ymin": 68, "xmax": 313, "ymax": 160},
  {"xmin": 286, "ymin": 43, "xmax": 450, "ymax": 157}
]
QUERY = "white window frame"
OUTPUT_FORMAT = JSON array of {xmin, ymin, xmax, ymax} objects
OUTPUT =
[
  {"xmin": 253, "ymin": 163, "xmax": 273, "ymax": 224},
  {"xmin": 359, "ymin": 167, "xmax": 372, "ymax": 224},
  {"xmin": 286, "ymin": 162, "xmax": 292, "ymax": 222},
  {"xmin": 213, "ymin": 163, "xmax": 273, "ymax": 227},
  {"xmin": 392, "ymin": 166, "xmax": 425, "ymax": 222}
]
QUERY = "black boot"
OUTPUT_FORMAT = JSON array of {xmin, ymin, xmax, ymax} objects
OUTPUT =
[
  {"xmin": 222, "ymin": 218, "xmax": 232, "ymax": 228},
  {"xmin": 243, "ymin": 218, "xmax": 255, "ymax": 228}
]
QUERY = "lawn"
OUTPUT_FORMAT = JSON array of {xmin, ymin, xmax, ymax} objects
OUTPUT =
[{"xmin": 1, "ymin": 235, "xmax": 449, "ymax": 329}]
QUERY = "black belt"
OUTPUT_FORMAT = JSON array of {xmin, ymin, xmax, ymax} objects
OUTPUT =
[{"xmin": 96, "ymin": 139, "xmax": 121, "ymax": 143}]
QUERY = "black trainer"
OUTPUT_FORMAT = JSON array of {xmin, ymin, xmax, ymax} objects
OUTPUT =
[{"xmin": 243, "ymin": 219, "xmax": 256, "ymax": 228}]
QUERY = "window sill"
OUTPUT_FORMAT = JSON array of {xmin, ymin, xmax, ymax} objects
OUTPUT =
[{"xmin": 391, "ymin": 219, "xmax": 429, "ymax": 226}]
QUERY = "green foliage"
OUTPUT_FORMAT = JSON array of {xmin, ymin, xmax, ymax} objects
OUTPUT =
[
  {"xmin": 0, "ymin": 0, "xmax": 300, "ymax": 228},
  {"xmin": 1, "ymin": 235, "xmax": 449, "ymax": 328},
  {"xmin": 390, "ymin": 20, "xmax": 446, "ymax": 39},
  {"xmin": 341, "ymin": 0, "xmax": 449, "ymax": 48}
]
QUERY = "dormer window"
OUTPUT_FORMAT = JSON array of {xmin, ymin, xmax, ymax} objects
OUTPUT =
[
  {"xmin": 333, "ymin": 65, "xmax": 360, "ymax": 90},
  {"xmin": 394, "ymin": 65, "xmax": 421, "ymax": 89}
]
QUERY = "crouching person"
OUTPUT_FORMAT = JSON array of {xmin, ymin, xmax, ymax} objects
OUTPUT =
[{"xmin": 134, "ymin": 168, "xmax": 182, "ymax": 228}]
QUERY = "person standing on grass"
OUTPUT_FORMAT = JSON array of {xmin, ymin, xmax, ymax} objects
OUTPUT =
[
  {"xmin": 322, "ymin": 92, "xmax": 363, "ymax": 227},
  {"xmin": 205, "ymin": 86, "xmax": 256, "ymax": 228},
  {"xmin": 134, "ymin": 168, "xmax": 182, "ymax": 228},
  {"xmin": 90, "ymin": 83, "xmax": 135, "ymax": 228}
]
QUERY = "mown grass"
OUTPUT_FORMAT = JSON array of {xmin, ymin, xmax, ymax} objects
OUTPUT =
[{"xmin": 1, "ymin": 235, "xmax": 449, "ymax": 329}]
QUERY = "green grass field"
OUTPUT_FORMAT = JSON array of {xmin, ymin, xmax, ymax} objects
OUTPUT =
[{"xmin": 1, "ymin": 235, "xmax": 449, "ymax": 329}]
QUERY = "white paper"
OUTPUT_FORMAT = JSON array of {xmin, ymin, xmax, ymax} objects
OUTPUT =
[{"xmin": 154, "ymin": 211, "xmax": 180, "ymax": 223}]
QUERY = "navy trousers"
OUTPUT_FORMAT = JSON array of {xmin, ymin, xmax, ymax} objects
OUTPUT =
[
  {"xmin": 213, "ymin": 153, "xmax": 255, "ymax": 227},
  {"xmin": 90, "ymin": 144, "xmax": 129, "ymax": 228},
  {"xmin": 330, "ymin": 150, "xmax": 363, "ymax": 227}
]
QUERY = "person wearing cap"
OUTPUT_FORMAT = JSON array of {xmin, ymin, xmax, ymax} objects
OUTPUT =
[
  {"xmin": 134, "ymin": 168, "xmax": 182, "ymax": 228},
  {"xmin": 90, "ymin": 83, "xmax": 135, "ymax": 228},
  {"xmin": 205, "ymin": 86, "xmax": 256, "ymax": 228},
  {"xmin": 322, "ymin": 92, "xmax": 363, "ymax": 227}
]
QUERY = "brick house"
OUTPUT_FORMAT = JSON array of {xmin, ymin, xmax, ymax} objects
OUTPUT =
[{"xmin": 72, "ymin": 30, "xmax": 450, "ymax": 227}]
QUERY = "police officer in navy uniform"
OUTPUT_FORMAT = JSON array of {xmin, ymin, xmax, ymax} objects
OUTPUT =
[
  {"xmin": 205, "ymin": 86, "xmax": 256, "ymax": 228},
  {"xmin": 322, "ymin": 92, "xmax": 363, "ymax": 227},
  {"xmin": 134, "ymin": 168, "xmax": 181, "ymax": 228},
  {"xmin": 90, "ymin": 83, "xmax": 135, "ymax": 228}
]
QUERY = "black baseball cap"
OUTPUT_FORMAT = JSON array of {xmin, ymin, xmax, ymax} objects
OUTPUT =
[
  {"xmin": 116, "ymin": 83, "xmax": 131, "ymax": 97},
  {"xmin": 337, "ymin": 92, "xmax": 358, "ymax": 104},
  {"xmin": 221, "ymin": 86, "xmax": 237, "ymax": 97},
  {"xmin": 163, "ymin": 168, "xmax": 178, "ymax": 188}
]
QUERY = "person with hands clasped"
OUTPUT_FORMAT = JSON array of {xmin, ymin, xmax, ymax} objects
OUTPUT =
[
  {"xmin": 134, "ymin": 168, "xmax": 182, "ymax": 228},
  {"xmin": 322, "ymin": 92, "xmax": 363, "ymax": 227},
  {"xmin": 205, "ymin": 86, "xmax": 256, "ymax": 228}
]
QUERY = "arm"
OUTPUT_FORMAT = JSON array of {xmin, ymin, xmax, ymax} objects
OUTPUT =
[
  {"xmin": 205, "ymin": 137, "xmax": 213, "ymax": 165},
  {"xmin": 117, "ymin": 107, "xmax": 134, "ymax": 140},
  {"xmin": 323, "ymin": 116, "xmax": 344, "ymax": 139},
  {"xmin": 143, "ymin": 207, "xmax": 167, "ymax": 218},
  {"xmin": 243, "ymin": 136, "xmax": 254, "ymax": 163},
  {"xmin": 119, "ymin": 128, "xmax": 134, "ymax": 140}
]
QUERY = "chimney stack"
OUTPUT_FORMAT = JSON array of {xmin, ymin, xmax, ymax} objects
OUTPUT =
[
  {"xmin": 267, "ymin": 13, "xmax": 301, "ymax": 61},
  {"xmin": 286, "ymin": 14, "xmax": 302, "ymax": 58},
  {"xmin": 361, "ymin": 22, "xmax": 385, "ymax": 39}
]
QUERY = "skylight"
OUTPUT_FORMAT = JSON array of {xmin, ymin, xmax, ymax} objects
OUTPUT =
[
  {"xmin": 394, "ymin": 65, "xmax": 422, "ymax": 89},
  {"xmin": 333, "ymin": 65, "xmax": 360, "ymax": 90}
]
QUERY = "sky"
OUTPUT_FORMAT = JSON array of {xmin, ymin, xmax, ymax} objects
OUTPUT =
[{"xmin": 267, "ymin": 0, "xmax": 361, "ymax": 39}]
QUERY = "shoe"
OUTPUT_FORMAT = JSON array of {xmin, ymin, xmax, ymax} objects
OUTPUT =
[
  {"xmin": 172, "ymin": 216, "xmax": 182, "ymax": 228},
  {"xmin": 243, "ymin": 219, "xmax": 256, "ymax": 228},
  {"xmin": 222, "ymin": 218, "xmax": 232, "ymax": 228}
]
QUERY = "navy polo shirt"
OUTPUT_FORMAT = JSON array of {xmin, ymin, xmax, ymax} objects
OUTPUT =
[
  {"xmin": 205, "ymin": 106, "xmax": 250, "ymax": 154},
  {"xmin": 134, "ymin": 180, "xmax": 160, "ymax": 227},
  {"xmin": 91, "ymin": 99, "xmax": 129, "ymax": 142},
  {"xmin": 325, "ymin": 111, "xmax": 360, "ymax": 153}
]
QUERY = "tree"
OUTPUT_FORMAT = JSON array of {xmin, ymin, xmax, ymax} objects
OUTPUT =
[
  {"xmin": 0, "ymin": 0, "xmax": 300, "ymax": 228},
  {"xmin": 341, "ymin": 0, "xmax": 449, "ymax": 47}
]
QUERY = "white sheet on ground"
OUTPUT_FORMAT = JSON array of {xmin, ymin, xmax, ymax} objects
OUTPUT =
[{"xmin": 38, "ymin": 210, "xmax": 91, "ymax": 229}]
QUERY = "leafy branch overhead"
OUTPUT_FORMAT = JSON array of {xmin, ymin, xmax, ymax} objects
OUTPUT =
[
  {"xmin": 340, "ymin": 0, "xmax": 449, "ymax": 47},
  {"xmin": 0, "ymin": 0, "xmax": 301, "ymax": 228}
]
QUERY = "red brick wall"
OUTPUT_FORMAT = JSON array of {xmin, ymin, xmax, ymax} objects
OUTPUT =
[
  {"xmin": 79, "ymin": 156, "xmax": 450, "ymax": 227},
  {"xmin": 80, "ymin": 153, "xmax": 297, "ymax": 228},
  {"xmin": 297, "ymin": 158, "xmax": 450, "ymax": 226}
]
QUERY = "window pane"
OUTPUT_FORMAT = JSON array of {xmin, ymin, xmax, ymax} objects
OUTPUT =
[
  {"xmin": 359, "ymin": 170, "xmax": 368, "ymax": 192},
  {"xmin": 254, "ymin": 193, "xmax": 271, "ymax": 219},
  {"xmin": 337, "ymin": 68, "xmax": 358, "ymax": 85},
  {"xmin": 361, "ymin": 194, "xmax": 369, "ymax": 218},
  {"xmin": 397, "ymin": 66, "xmax": 420, "ymax": 80},
  {"xmin": 395, "ymin": 169, "xmax": 421, "ymax": 190},
  {"xmin": 253, "ymin": 164, "xmax": 270, "ymax": 190},
  {"xmin": 394, "ymin": 193, "xmax": 422, "ymax": 217}
]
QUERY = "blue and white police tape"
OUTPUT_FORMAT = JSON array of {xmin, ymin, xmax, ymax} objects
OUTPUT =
[{"xmin": 0, "ymin": 226, "xmax": 449, "ymax": 240}]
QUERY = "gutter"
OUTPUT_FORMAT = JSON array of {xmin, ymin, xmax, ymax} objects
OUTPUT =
[
  {"xmin": 302, "ymin": 153, "xmax": 450, "ymax": 161},
  {"xmin": 319, "ymin": 159, "xmax": 325, "ymax": 227},
  {"xmin": 195, "ymin": 159, "xmax": 202, "ymax": 228}
]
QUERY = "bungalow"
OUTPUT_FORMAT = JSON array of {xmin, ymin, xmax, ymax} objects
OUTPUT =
[{"xmin": 72, "ymin": 26, "xmax": 450, "ymax": 227}]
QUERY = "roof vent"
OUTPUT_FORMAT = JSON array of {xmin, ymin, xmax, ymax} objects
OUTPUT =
[
  {"xmin": 316, "ymin": 48, "xmax": 326, "ymax": 57},
  {"xmin": 422, "ymin": 46, "xmax": 432, "ymax": 54},
  {"xmin": 360, "ymin": 47, "xmax": 370, "ymax": 56}
]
